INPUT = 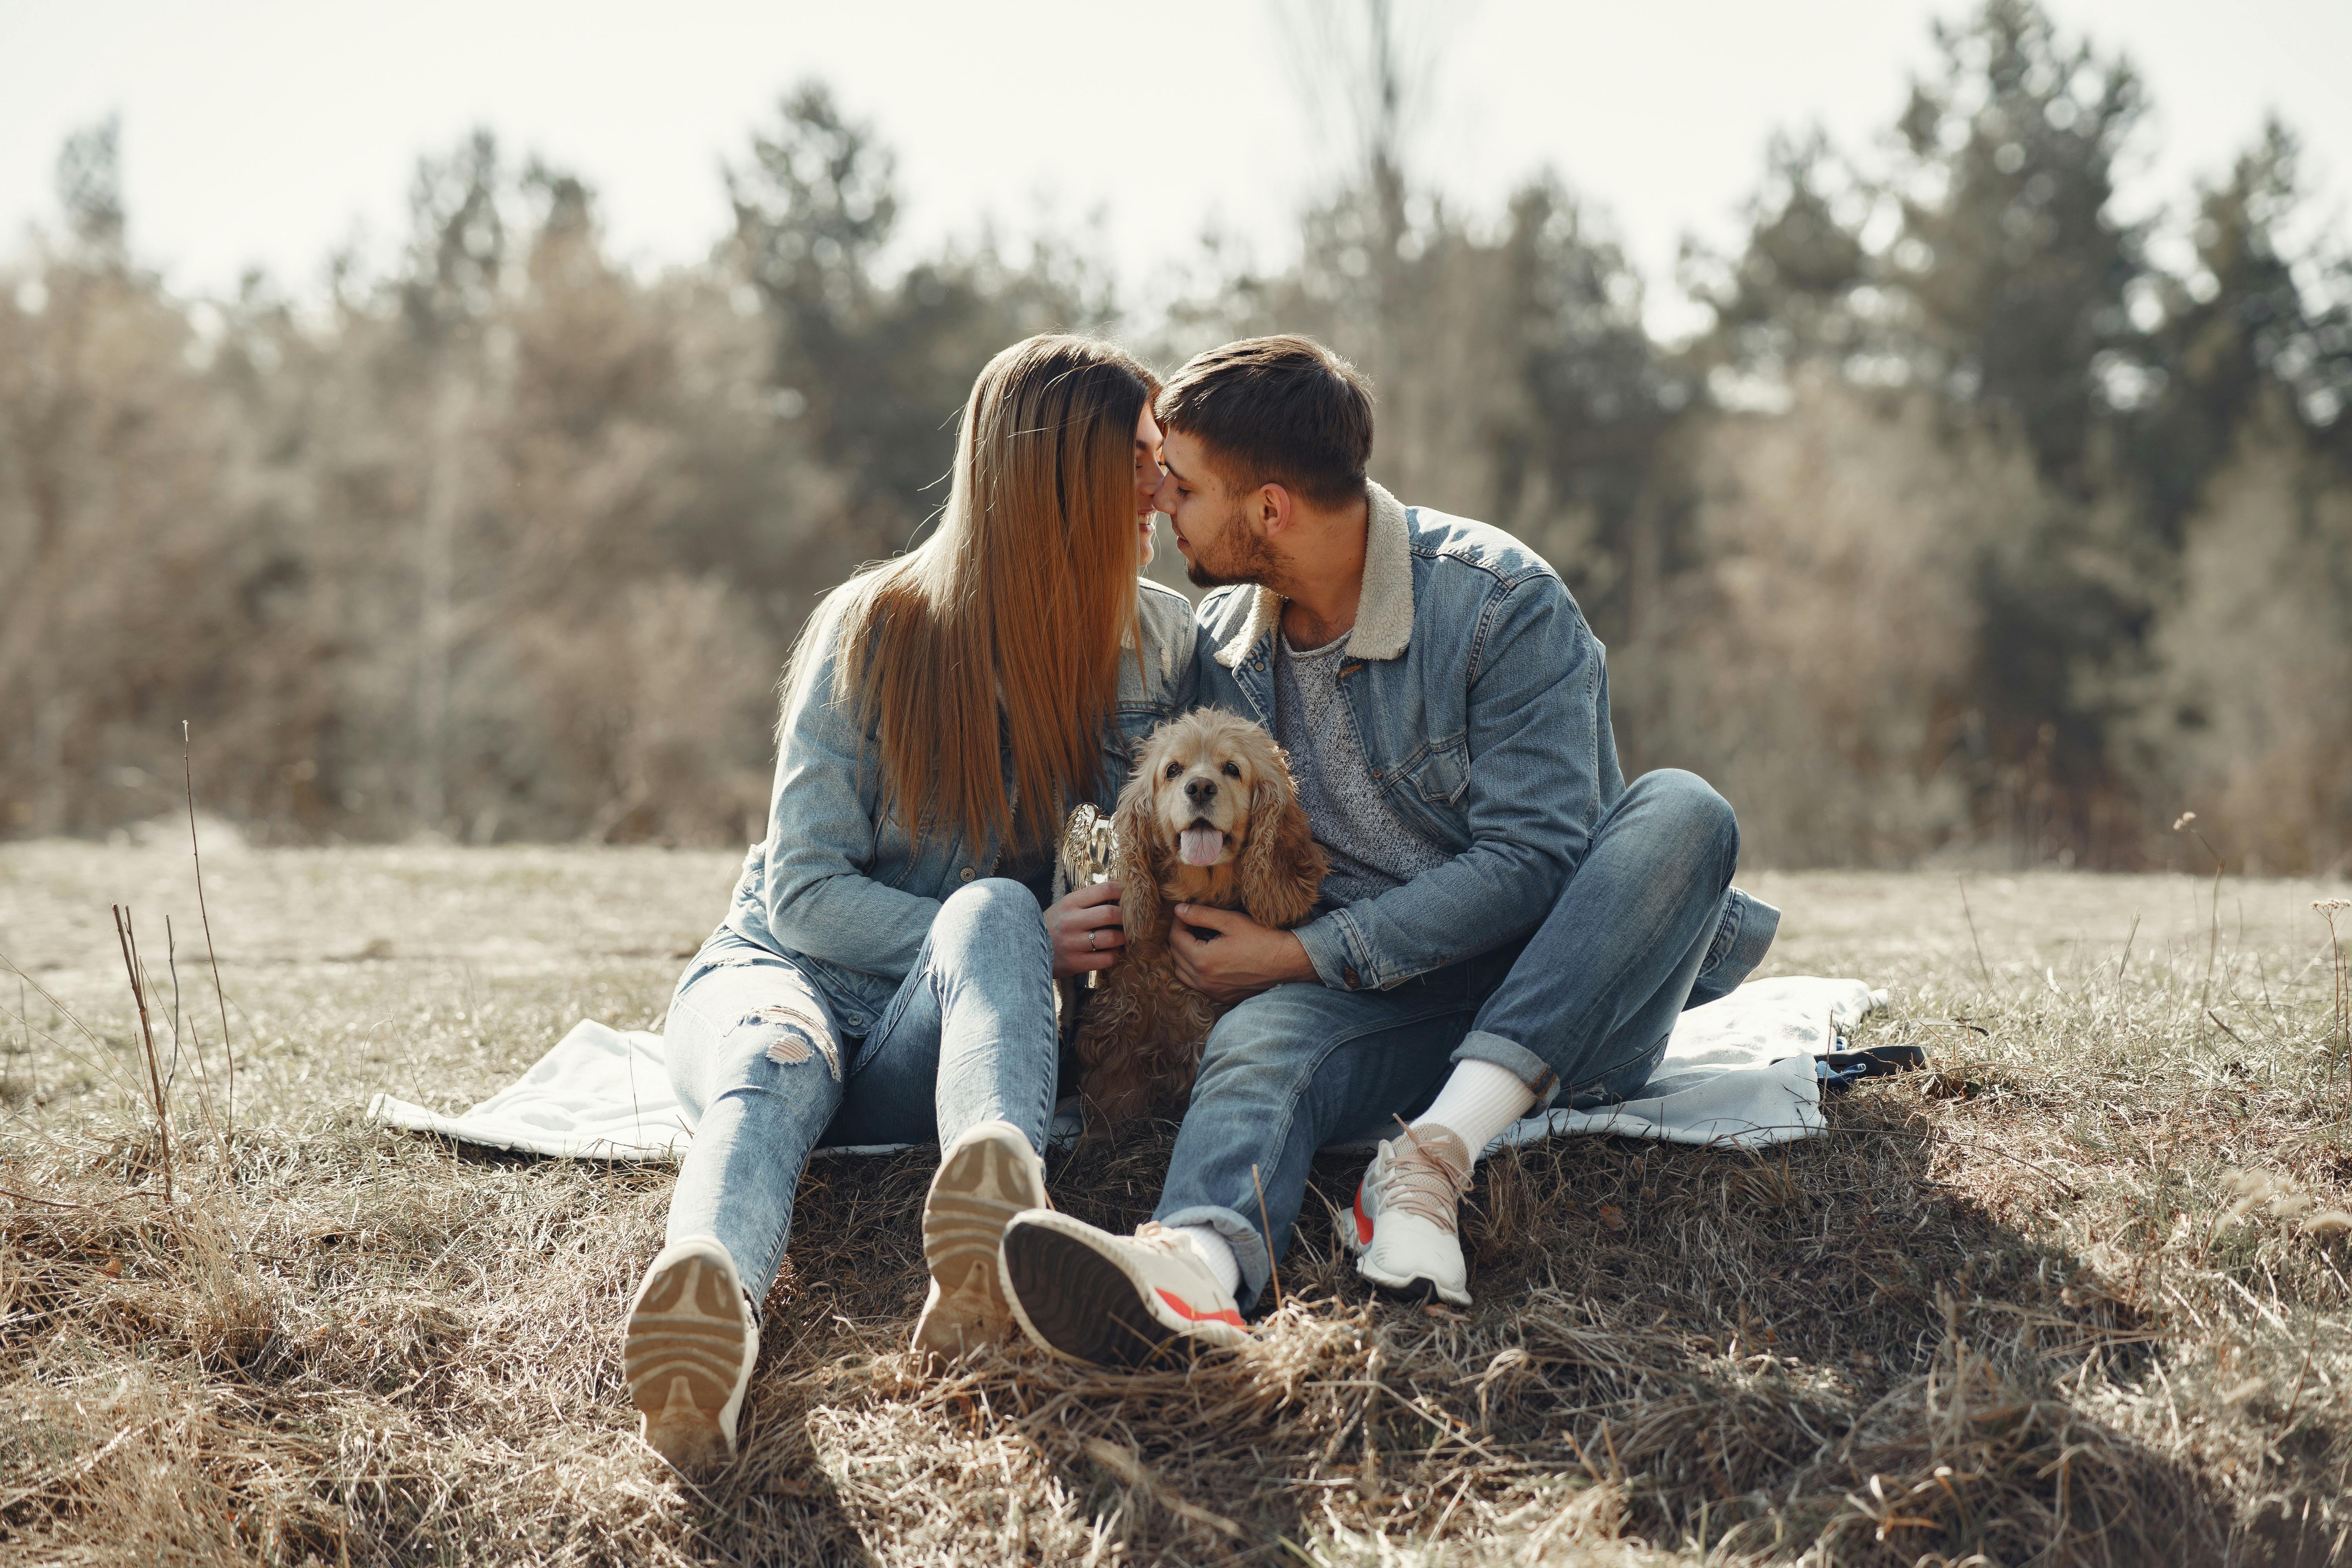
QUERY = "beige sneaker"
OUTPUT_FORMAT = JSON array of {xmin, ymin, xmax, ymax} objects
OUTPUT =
[
  {"xmin": 624, "ymin": 1236, "xmax": 758, "ymax": 1471},
  {"xmin": 911, "ymin": 1119, "xmax": 1048, "ymax": 1360},
  {"xmin": 1000, "ymin": 1212, "xmax": 1249, "ymax": 1368},
  {"xmin": 1347, "ymin": 1123, "xmax": 1474, "ymax": 1307}
]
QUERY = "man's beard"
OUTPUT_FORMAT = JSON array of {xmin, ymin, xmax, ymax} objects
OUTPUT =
[{"xmin": 1183, "ymin": 509, "xmax": 1284, "ymax": 591}]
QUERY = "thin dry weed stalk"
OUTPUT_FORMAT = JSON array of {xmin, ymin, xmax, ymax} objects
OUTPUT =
[
  {"xmin": 1252, "ymin": 1161, "xmax": 1285, "ymax": 1312},
  {"xmin": 1957, "ymin": 875, "xmax": 1993, "ymax": 992},
  {"xmin": 5, "ymin": 855, "xmax": 2352, "ymax": 1565},
  {"xmin": 2177, "ymin": 811, "xmax": 2229, "ymax": 1025},
  {"xmin": 183, "ymin": 722, "xmax": 237, "ymax": 1144},
  {"xmin": 2318, "ymin": 899, "xmax": 2350, "ymax": 1069},
  {"xmin": 107, "ymin": 905, "xmax": 173, "ymax": 1203}
]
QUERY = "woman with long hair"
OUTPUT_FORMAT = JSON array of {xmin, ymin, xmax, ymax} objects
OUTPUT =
[{"xmin": 622, "ymin": 335, "xmax": 1189, "ymax": 1470}]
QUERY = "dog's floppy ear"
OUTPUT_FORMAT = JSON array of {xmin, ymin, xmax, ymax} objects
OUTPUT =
[
  {"xmin": 1236, "ymin": 736, "xmax": 1327, "ymax": 929},
  {"xmin": 1107, "ymin": 745, "xmax": 1172, "ymax": 949}
]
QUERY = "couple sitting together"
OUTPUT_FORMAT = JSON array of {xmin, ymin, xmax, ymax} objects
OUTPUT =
[{"xmin": 622, "ymin": 332, "xmax": 1780, "ymax": 1470}]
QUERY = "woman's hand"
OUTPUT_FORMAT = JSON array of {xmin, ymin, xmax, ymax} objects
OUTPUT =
[{"xmin": 1045, "ymin": 881, "xmax": 1127, "ymax": 979}]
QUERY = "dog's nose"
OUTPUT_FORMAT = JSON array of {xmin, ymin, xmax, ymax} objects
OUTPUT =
[{"xmin": 1183, "ymin": 777, "xmax": 1217, "ymax": 805}]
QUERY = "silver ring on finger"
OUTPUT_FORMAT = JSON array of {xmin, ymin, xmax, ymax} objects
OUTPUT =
[{"xmin": 1089, "ymin": 929, "xmax": 1100, "ymax": 952}]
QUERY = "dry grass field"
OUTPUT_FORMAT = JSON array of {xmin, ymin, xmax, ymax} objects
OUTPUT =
[{"xmin": 4, "ymin": 833, "xmax": 2351, "ymax": 1566}]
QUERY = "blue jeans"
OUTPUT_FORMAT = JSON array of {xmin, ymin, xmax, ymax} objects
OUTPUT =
[
  {"xmin": 661, "ymin": 878, "xmax": 1060, "ymax": 1302},
  {"xmin": 1154, "ymin": 769, "xmax": 1771, "ymax": 1307}
]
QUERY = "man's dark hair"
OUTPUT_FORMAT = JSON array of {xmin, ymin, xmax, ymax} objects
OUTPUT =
[{"xmin": 1154, "ymin": 334, "xmax": 1374, "ymax": 509}]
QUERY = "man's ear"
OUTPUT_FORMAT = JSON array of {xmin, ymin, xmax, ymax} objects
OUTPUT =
[{"xmin": 1254, "ymin": 481, "xmax": 1296, "ymax": 541}]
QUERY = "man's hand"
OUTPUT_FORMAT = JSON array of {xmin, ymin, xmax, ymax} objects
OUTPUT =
[
  {"xmin": 1044, "ymin": 880, "xmax": 1127, "ymax": 979},
  {"xmin": 1167, "ymin": 903, "xmax": 1317, "ymax": 1003}
]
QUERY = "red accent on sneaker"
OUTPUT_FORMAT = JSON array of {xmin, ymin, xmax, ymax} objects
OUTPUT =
[
  {"xmin": 1155, "ymin": 1287, "xmax": 1246, "ymax": 1330},
  {"xmin": 1353, "ymin": 1184, "xmax": 1374, "ymax": 1246}
]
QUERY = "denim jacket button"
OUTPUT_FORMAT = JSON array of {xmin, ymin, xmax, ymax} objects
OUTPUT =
[
  {"xmin": 1343, "ymin": 965, "xmax": 1361, "ymax": 987},
  {"xmin": 960, "ymin": 867, "xmax": 975, "ymax": 882}
]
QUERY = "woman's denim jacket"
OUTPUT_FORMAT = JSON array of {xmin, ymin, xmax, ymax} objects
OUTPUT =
[
  {"xmin": 1193, "ymin": 482, "xmax": 1777, "ymax": 997},
  {"xmin": 718, "ymin": 577, "xmax": 1197, "ymax": 1035}
]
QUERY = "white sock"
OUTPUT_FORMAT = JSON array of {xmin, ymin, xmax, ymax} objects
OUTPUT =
[
  {"xmin": 1168, "ymin": 1223, "xmax": 1241, "ymax": 1296},
  {"xmin": 1412, "ymin": 1058, "xmax": 1538, "ymax": 1168}
]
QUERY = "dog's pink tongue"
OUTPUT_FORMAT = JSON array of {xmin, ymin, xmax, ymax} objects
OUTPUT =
[{"xmin": 1179, "ymin": 828, "xmax": 1226, "ymax": 866}]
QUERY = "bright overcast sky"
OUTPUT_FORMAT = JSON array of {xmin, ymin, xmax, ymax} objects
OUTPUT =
[{"xmin": 2, "ymin": 0, "xmax": 2345, "ymax": 338}]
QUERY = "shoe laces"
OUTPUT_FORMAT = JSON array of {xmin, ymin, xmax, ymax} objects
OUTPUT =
[
  {"xmin": 1132, "ymin": 1222, "xmax": 1221, "ymax": 1280},
  {"xmin": 1131, "ymin": 1221, "xmax": 1197, "ymax": 1258},
  {"xmin": 1377, "ymin": 1120, "xmax": 1472, "ymax": 1233}
]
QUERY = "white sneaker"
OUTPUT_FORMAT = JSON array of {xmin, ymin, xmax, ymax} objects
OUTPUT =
[
  {"xmin": 624, "ymin": 1235, "xmax": 758, "ymax": 1471},
  {"xmin": 999, "ymin": 1212, "xmax": 1249, "ymax": 1368},
  {"xmin": 912, "ymin": 1119, "xmax": 1049, "ymax": 1359},
  {"xmin": 1347, "ymin": 1124, "xmax": 1474, "ymax": 1307}
]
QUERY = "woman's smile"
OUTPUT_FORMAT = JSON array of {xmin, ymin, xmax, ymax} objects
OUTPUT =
[{"xmin": 1135, "ymin": 401, "xmax": 1166, "ymax": 566}]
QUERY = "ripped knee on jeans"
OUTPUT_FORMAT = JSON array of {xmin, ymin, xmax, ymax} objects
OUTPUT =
[{"xmin": 741, "ymin": 1005, "xmax": 842, "ymax": 1082}]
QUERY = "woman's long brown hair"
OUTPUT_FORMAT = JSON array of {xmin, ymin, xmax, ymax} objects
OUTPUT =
[{"xmin": 786, "ymin": 334, "xmax": 1155, "ymax": 855}]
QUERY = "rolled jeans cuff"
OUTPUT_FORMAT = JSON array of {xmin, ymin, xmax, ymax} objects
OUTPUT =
[
  {"xmin": 1451, "ymin": 1030, "xmax": 1561, "ymax": 1111},
  {"xmin": 1157, "ymin": 1203, "xmax": 1272, "ymax": 1308}
]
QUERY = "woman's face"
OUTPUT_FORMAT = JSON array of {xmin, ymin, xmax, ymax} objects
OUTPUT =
[{"xmin": 1134, "ymin": 401, "xmax": 1166, "ymax": 566}]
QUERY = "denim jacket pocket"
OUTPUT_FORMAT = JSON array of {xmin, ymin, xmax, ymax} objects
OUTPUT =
[
  {"xmin": 1408, "ymin": 735, "xmax": 1471, "ymax": 808},
  {"xmin": 1095, "ymin": 704, "xmax": 1167, "ymax": 808},
  {"xmin": 1113, "ymin": 702, "xmax": 1167, "ymax": 757}
]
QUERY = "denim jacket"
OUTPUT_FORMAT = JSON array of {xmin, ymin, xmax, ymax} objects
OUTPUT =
[
  {"xmin": 719, "ymin": 577, "xmax": 1198, "ymax": 1033},
  {"xmin": 1194, "ymin": 482, "xmax": 1777, "ymax": 995}
]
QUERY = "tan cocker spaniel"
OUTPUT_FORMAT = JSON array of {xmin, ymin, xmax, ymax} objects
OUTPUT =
[{"xmin": 1069, "ymin": 708, "xmax": 1326, "ymax": 1130}]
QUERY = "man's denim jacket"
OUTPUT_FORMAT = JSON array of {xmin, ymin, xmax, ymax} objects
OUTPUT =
[
  {"xmin": 718, "ymin": 577, "xmax": 1197, "ymax": 1035},
  {"xmin": 1193, "ymin": 481, "xmax": 1778, "ymax": 997}
]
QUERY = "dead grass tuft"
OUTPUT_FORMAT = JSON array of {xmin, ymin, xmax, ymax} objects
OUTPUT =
[{"xmin": 5, "ymin": 851, "xmax": 2352, "ymax": 1563}]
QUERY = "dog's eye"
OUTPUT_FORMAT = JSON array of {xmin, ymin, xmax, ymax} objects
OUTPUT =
[
  {"xmin": 1164, "ymin": 762, "xmax": 1183, "ymax": 780},
  {"xmin": 1221, "ymin": 761, "xmax": 1242, "ymax": 779}
]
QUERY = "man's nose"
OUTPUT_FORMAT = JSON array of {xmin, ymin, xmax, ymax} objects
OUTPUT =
[
  {"xmin": 1150, "ymin": 470, "xmax": 1178, "ymax": 510},
  {"xmin": 1183, "ymin": 776, "xmax": 1217, "ymax": 806}
]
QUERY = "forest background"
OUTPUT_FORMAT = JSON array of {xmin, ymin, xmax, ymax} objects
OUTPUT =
[{"xmin": 4, "ymin": 0, "xmax": 2348, "ymax": 873}]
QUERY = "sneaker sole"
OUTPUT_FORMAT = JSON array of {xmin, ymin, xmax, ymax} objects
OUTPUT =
[
  {"xmin": 1000, "ymin": 1222, "xmax": 1207, "ymax": 1370},
  {"xmin": 1354, "ymin": 1255, "xmax": 1466, "ymax": 1308},
  {"xmin": 922, "ymin": 1127, "xmax": 1045, "ymax": 1297},
  {"xmin": 908, "ymin": 1123, "xmax": 1040, "ymax": 1354},
  {"xmin": 625, "ymin": 1250, "xmax": 749, "ymax": 1468}
]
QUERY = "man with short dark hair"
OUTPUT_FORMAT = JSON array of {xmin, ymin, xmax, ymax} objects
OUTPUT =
[{"xmin": 998, "ymin": 336, "xmax": 1779, "ymax": 1365}]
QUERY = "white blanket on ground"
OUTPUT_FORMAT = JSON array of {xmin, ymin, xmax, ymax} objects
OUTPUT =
[
  {"xmin": 367, "ymin": 976, "xmax": 1888, "ymax": 1162},
  {"xmin": 1483, "ymin": 976, "xmax": 1887, "ymax": 1152}
]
